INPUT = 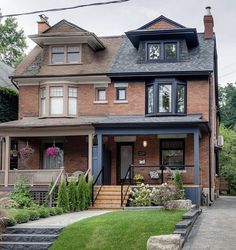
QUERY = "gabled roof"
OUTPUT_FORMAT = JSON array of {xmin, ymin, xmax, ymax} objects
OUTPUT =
[
  {"xmin": 42, "ymin": 19, "xmax": 88, "ymax": 34},
  {"xmin": 138, "ymin": 15, "xmax": 186, "ymax": 30}
]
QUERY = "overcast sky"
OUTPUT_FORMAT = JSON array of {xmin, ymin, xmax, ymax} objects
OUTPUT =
[{"xmin": 0, "ymin": 0, "xmax": 235, "ymax": 85}]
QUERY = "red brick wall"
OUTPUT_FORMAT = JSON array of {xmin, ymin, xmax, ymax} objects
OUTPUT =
[
  {"xmin": 19, "ymin": 86, "xmax": 39, "ymax": 119},
  {"xmin": 187, "ymin": 80, "xmax": 209, "ymax": 120}
]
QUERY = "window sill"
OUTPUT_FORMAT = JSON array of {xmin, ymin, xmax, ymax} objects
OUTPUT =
[
  {"xmin": 93, "ymin": 100, "xmax": 108, "ymax": 104},
  {"xmin": 48, "ymin": 63, "xmax": 82, "ymax": 66},
  {"xmin": 39, "ymin": 115, "xmax": 77, "ymax": 119},
  {"xmin": 113, "ymin": 100, "xmax": 128, "ymax": 104}
]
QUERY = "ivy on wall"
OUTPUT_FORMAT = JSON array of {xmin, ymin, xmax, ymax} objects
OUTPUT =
[{"xmin": 0, "ymin": 86, "xmax": 18, "ymax": 122}]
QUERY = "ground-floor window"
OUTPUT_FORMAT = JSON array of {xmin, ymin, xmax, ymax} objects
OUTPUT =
[
  {"xmin": 160, "ymin": 139, "xmax": 184, "ymax": 167},
  {"xmin": 42, "ymin": 143, "xmax": 64, "ymax": 169}
]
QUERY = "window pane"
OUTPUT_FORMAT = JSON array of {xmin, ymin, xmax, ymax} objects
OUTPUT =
[
  {"xmin": 52, "ymin": 46, "xmax": 64, "ymax": 53},
  {"xmin": 147, "ymin": 85, "xmax": 154, "ymax": 113},
  {"xmin": 159, "ymin": 84, "xmax": 172, "ymax": 112},
  {"xmin": 97, "ymin": 89, "xmax": 106, "ymax": 101},
  {"xmin": 50, "ymin": 97, "xmax": 63, "ymax": 115},
  {"xmin": 177, "ymin": 85, "xmax": 185, "ymax": 113},
  {"xmin": 117, "ymin": 88, "xmax": 126, "ymax": 100},
  {"xmin": 165, "ymin": 43, "xmax": 177, "ymax": 60},
  {"xmin": 69, "ymin": 98, "xmax": 77, "ymax": 115},
  {"xmin": 50, "ymin": 87, "xmax": 63, "ymax": 97},
  {"xmin": 69, "ymin": 87, "xmax": 77, "ymax": 97},
  {"xmin": 148, "ymin": 44, "xmax": 161, "ymax": 60},
  {"xmin": 67, "ymin": 46, "xmax": 80, "ymax": 52},
  {"xmin": 67, "ymin": 53, "xmax": 80, "ymax": 63},
  {"xmin": 161, "ymin": 150, "xmax": 184, "ymax": 165},
  {"xmin": 40, "ymin": 88, "xmax": 46, "ymax": 98},
  {"xmin": 52, "ymin": 53, "xmax": 64, "ymax": 64}
]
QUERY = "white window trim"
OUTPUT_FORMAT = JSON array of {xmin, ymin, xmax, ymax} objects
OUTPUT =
[
  {"xmin": 94, "ymin": 84, "xmax": 108, "ymax": 104},
  {"xmin": 113, "ymin": 100, "xmax": 128, "ymax": 104}
]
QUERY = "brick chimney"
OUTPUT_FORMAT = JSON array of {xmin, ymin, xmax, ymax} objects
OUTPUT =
[
  {"xmin": 204, "ymin": 6, "xmax": 214, "ymax": 39},
  {"xmin": 37, "ymin": 14, "xmax": 50, "ymax": 33}
]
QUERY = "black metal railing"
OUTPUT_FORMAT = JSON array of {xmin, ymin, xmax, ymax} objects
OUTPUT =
[
  {"xmin": 120, "ymin": 166, "xmax": 132, "ymax": 207},
  {"xmin": 92, "ymin": 167, "xmax": 104, "ymax": 206}
]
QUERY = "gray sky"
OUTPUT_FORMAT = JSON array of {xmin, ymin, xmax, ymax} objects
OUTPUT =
[{"xmin": 0, "ymin": 0, "xmax": 235, "ymax": 85}]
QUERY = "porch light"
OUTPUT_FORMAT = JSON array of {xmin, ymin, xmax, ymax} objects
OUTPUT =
[{"xmin": 143, "ymin": 140, "xmax": 148, "ymax": 148}]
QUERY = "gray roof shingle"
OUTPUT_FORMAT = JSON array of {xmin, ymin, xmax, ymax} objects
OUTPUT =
[
  {"xmin": 0, "ymin": 61, "xmax": 15, "ymax": 88},
  {"xmin": 109, "ymin": 33, "xmax": 214, "ymax": 74}
]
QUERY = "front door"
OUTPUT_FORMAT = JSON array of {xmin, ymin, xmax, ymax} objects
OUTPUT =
[{"xmin": 118, "ymin": 143, "xmax": 133, "ymax": 183}]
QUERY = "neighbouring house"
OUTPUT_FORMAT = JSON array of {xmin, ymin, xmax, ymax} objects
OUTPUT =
[
  {"xmin": 0, "ymin": 61, "xmax": 15, "ymax": 89},
  {"xmin": 0, "ymin": 8, "xmax": 220, "ymax": 207}
]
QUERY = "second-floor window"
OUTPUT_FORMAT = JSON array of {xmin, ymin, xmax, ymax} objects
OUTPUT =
[
  {"xmin": 40, "ymin": 85, "xmax": 78, "ymax": 117},
  {"xmin": 146, "ymin": 79, "xmax": 186, "ymax": 116},
  {"xmin": 51, "ymin": 45, "xmax": 81, "ymax": 64}
]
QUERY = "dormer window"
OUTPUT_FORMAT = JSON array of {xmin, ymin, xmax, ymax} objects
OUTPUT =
[
  {"xmin": 146, "ymin": 41, "xmax": 178, "ymax": 62},
  {"xmin": 51, "ymin": 45, "xmax": 81, "ymax": 64}
]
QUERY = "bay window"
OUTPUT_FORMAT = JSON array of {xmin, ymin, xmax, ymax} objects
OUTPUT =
[
  {"xmin": 50, "ymin": 87, "xmax": 64, "ymax": 115},
  {"xmin": 68, "ymin": 87, "xmax": 77, "ymax": 115},
  {"xmin": 40, "ymin": 88, "xmax": 46, "ymax": 116},
  {"xmin": 146, "ymin": 78, "xmax": 186, "ymax": 116}
]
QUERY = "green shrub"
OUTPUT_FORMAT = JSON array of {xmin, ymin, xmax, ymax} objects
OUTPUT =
[
  {"xmin": 48, "ymin": 207, "xmax": 57, "ymax": 216},
  {"xmin": 87, "ymin": 176, "xmax": 94, "ymax": 207},
  {"xmin": 173, "ymin": 171, "xmax": 185, "ymax": 199},
  {"xmin": 6, "ymin": 217, "xmax": 17, "ymax": 226},
  {"xmin": 57, "ymin": 180, "xmax": 69, "ymax": 212},
  {"xmin": 77, "ymin": 177, "xmax": 87, "ymax": 211},
  {"xmin": 9, "ymin": 178, "xmax": 36, "ymax": 208},
  {"xmin": 38, "ymin": 207, "xmax": 50, "ymax": 218},
  {"xmin": 129, "ymin": 184, "xmax": 151, "ymax": 207},
  {"xmin": 14, "ymin": 210, "xmax": 30, "ymax": 223},
  {"xmin": 68, "ymin": 178, "xmax": 78, "ymax": 212},
  {"xmin": 28, "ymin": 210, "xmax": 40, "ymax": 220},
  {"xmin": 54, "ymin": 207, "xmax": 63, "ymax": 215}
]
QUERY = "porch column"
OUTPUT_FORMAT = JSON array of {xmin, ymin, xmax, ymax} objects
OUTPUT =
[
  {"xmin": 4, "ymin": 136, "xmax": 10, "ymax": 187},
  {"xmin": 88, "ymin": 133, "xmax": 93, "ymax": 179},
  {"xmin": 97, "ymin": 134, "xmax": 103, "ymax": 185},
  {"xmin": 193, "ymin": 129, "xmax": 200, "ymax": 206}
]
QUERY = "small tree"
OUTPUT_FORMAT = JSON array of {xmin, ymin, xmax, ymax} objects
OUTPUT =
[
  {"xmin": 87, "ymin": 176, "xmax": 94, "ymax": 206},
  {"xmin": 173, "ymin": 171, "xmax": 184, "ymax": 199},
  {"xmin": 68, "ymin": 178, "xmax": 77, "ymax": 212},
  {"xmin": 57, "ymin": 180, "xmax": 69, "ymax": 212},
  {"xmin": 77, "ymin": 176, "xmax": 87, "ymax": 211}
]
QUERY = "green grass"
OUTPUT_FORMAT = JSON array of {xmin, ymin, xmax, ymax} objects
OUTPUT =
[{"xmin": 50, "ymin": 210, "xmax": 185, "ymax": 250}]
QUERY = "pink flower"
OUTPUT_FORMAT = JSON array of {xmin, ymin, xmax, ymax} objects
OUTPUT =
[{"xmin": 46, "ymin": 147, "xmax": 60, "ymax": 157}]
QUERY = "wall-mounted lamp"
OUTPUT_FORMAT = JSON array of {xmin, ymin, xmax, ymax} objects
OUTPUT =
[{"xmin": 143, "ymin": 140, "xmax": 148, "ymax": 148}]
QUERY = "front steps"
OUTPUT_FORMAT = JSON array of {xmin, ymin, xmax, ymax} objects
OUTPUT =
[
  {"xmin": 0, "ymin": 226, "xmax": 63, "ymax": 250},
  {"xmin": 92, "ymin": 185, "xmax": 130, "ymax": 209}
]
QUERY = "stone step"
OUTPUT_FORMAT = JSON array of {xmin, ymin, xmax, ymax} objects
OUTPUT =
[
  {"xmin": 0, "ymin": 242, "xmax": 52, "ymax": 250},
  {"xmin": 182, "ymin": 209, "xmax": 201, "ymax": 220},
  {"xmin": 175, "ymin": 220, "xmax": 192, "ymax": 229},
  {"xmin": 4, "ymin": 226, "xmax": 63, "ymax": 235},
  {"xmin": 1, "ymin": 233, "xmax": 58, "ymax": 242},
  {"xmin": 173, "ymin": 228, "xmax": 188, "ymax": 237}
]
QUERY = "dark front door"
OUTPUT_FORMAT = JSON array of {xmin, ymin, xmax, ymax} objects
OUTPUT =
[{"xmin": 118, "ymin": 143, "xmax": 133, "ymax": 183}]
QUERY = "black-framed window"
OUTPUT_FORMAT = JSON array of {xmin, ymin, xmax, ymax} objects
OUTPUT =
[
  {"xmin": 116, "ymin": 87, "xmax": 127, "ymax": 101},
  {"xmin": 146, "ymin": 78, "xmax": 186, "ymax": 116},
  {"xmin": 96, "ymin": 88, "xmax": 107, "ymax": 101},
  {"xmin": 160, "ymin": 139, "xmax": 185, "ymax": 167},
  {"xmin": 146, "ymin": 41, "xmax": 179, "ymax": 62}
]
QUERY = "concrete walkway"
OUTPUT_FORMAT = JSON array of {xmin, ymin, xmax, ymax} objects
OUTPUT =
[
  {"xmin": 184, "ymin": 196, "xmax": 236, "ymax": 250},
  {"xmin": 15, "ymin": 210, "xmax": 112, "ymax": 227}
]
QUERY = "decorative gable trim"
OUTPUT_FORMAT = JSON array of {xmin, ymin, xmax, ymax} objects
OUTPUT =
[{"xmin": 138, "ymin": 15, "xmax": 186, "ymax": 30}]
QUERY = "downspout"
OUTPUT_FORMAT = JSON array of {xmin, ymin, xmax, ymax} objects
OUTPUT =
[{"xmin": 208, "ymin": 75, "xmax": 213, "ymax": 203}]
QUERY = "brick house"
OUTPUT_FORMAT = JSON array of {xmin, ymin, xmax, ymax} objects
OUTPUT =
[{"xmin": 0, "ymin": 8, "xmax": 220, "ymax": 207}]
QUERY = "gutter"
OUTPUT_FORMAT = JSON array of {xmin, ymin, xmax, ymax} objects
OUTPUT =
[{"xmin": 10, "ymin": 78, "xmax": 19, "ymax": 90}]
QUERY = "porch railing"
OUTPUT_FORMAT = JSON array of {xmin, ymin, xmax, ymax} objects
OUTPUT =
[
  {"xmin": 92, "ymin": 167, "xmax": 104, "ymax": 206},
  {"xmin": 0, "ymin": 171, "xmax": 4, "ymax": 185},
  {"xmin": 130, "ymin": 165, "xmax": 195, "ymax": 185},
  {"xmin": 121, "ymin": 166, "xmax": 132, "ymax": 207}
]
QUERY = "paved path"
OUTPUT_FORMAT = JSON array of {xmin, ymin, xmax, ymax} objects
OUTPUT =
[
  {"xmin": 184, "ymin": 196, "xmax": 236, "ymax": 250},
  {"xmin": 15, "ymin": 210, "xmax": 112, "ymax": 227}
]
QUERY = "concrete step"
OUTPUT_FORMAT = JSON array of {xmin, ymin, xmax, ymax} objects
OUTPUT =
[
  {"xmin": 182, "ymin": 209, "xmax": 201, "ymax": 220},
  {"xmin": 0, "ymin": 242, "xmax": 52, "ymax": 250},
  {"xmin": 173, "ymin": 228, "xmax": 188, "ymax": 237},
  {"xmin": 4, "ymin": 226, "xmax": 63, "ymax": 235},
  {"xmin": 1, "ymin": 233, "xmax": 58, "ymax": 242},
  {"xmin": 175, "ymin": 220, "xmax": 192, "ymax": 229}
]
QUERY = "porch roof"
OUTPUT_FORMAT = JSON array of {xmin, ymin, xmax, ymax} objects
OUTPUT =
[{"xmin": 0, "ymin": 114, "xmax": 207, "ymax": 130}]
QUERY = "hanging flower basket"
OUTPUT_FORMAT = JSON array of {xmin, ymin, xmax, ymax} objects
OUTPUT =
[
  {"xmin": 19, "ymin": 146, "xmax": 34, "ymax": 160},
  {"xmin": 46, "ymin": 146, "xmax": 60, "ymax": 157}
]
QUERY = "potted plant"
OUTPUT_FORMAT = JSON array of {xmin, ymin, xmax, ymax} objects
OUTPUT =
[
  {"xmin": 46, "ymin": 146, "xmax": 60, "ymax": 157},
  {"xmin": 19, "ymin": 142, "xmax": 34, "ymax": 160},
  {"xmin": 133, "ymin": 173, "xmax": 144, "ymax": 185}
]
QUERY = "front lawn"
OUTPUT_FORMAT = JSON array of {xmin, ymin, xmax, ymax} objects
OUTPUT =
[{"xmin": 50, "ymin": 210, "xmax": 185, "ymax": 250}]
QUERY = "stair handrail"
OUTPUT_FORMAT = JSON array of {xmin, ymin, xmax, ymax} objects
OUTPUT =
[
  {"xmin": 84, "ymin": 168, "xmax": 91, "ymax": 181},
  {"xmin": 49, "ymin": 167, "xmax": 64, "ymax": 207},
  {"xmin": 92, "ymin": 166, "xmax": 104, "ymax": 206},
  {"xmin": 121, "ymin": 165, "xmax": 132, "ymax": 207}
]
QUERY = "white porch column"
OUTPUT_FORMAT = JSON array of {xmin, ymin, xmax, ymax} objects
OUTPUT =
[
  {"xmin": 88, "ymin": 133, "xmax": 93, "ymax": 179},
  {"xmin": 4, "ymin": 136, "xmax": 10, "ymax": 187}
]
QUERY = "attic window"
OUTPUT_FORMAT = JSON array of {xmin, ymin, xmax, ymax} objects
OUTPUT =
[
  {"xmin": 146, "ymin": 41, "xmax": 178, "ymax": 62},
  {"xmin": 51, "ymin": 45, "xmax": 81, "ymax": 64}
]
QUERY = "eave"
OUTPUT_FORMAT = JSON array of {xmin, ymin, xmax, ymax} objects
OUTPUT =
[{"xmin": 125, "ymin": 28, "xmax": 199, "ymax": 49}]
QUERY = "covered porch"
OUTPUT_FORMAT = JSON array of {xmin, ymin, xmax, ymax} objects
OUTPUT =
[{"xmin": 0, "ymin": 120, "xmax": 94, "ymax": 189}]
